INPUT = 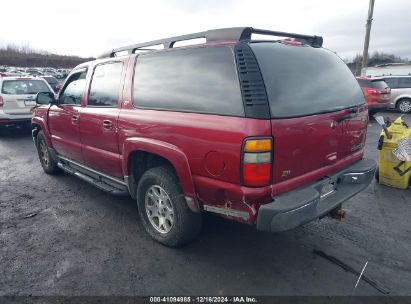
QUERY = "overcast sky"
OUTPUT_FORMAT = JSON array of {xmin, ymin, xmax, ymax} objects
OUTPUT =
[{"xmin": 1, "ymin": 0, "xmax": 410, "ymax": 61}]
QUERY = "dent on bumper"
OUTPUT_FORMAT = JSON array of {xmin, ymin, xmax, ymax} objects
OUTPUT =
[{"xmin": 256, "ymin": 158, "xmax": 376, "ymax": 232}]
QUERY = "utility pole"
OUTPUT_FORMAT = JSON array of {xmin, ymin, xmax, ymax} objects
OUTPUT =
[{"xmin": 361, "ymin": 0, "xmax": 375, "ymax": 71}]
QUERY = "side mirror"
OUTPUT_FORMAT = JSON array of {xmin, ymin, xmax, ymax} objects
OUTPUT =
[{"xmin": 36, "ymin": 91, "xmax": 57, "ymax": 105}]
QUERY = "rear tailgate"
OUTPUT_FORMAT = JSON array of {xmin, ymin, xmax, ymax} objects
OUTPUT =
[
  {"xmin": 1, "ymin": 79, "xmax": 50, "ymax": 114},
  {"xmin": 271, "ymin": 106, "xmax": 367, "ymax": 183},
  {"xmin": 2, "ymin": 94, "xmax": 37, "ymax": 115},
  {"xmin": 250, "ymin": 42, "xmax": 367, "ymax": 195}
]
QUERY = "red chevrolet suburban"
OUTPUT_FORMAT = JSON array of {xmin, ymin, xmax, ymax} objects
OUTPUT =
[{"xmin": 32, "ymin": 27, "xmax": 376, "ymax": 247}]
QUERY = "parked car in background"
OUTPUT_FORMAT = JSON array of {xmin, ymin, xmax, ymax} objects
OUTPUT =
[
  {"xmin": 42, "ymin": 68, "xmax": 57, "ymax": 76},
  {"xmin": 25, "ymin": 68, "xmax": 43, "ymax": 77},
  {"xmin": 376, "ymin": 76, "xmax": 411, "ymax": 113},
  {"xmin": 55, "ymin": 82, "xmax": 64, "ymax": 92},
  {"xmin": 56, "ymin": 69, "xmax": 69, "ymax": 79},
  {"xmin": 0, "ymin": 76, "xmax": 53, "ymax": 131},
  {"xmin": 41, "ymin": 76, "xmax": 60, "ymax": 93},
  {"xmin": 356, "ymin": 77, "xmax": 391, "ymax": 115},
  {"xmin": 6, "ymin": 69, "xmax": 28, "ymax": 77},
  {"xmin": 32, "ymin": 27, "xmax": 375, "ymax": 247}
]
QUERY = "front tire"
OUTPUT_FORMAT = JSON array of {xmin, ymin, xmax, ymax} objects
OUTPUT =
[
  {"xmin": 136, "ymin": 166, "xmax": 202, "ymax": 247},
  {"xmin": 397, "ymin": 99, "xmax": 411, "ymax": 113},
  {"xmin": 36, "ymin": 131, "xmax": 61, "ymax": 174}
]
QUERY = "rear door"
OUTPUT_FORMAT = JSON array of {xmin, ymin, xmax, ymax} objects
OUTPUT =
[
  {"xmin": 250, "ymin": 42, "xmax": 366, "ymax": 186},
  {"xmin": 79, "ymin": 60, "xmax": 126, "ymax": 179},
  {"xmin": 1, "ymin": 79, "xmax": 51, "ymax": 114}
]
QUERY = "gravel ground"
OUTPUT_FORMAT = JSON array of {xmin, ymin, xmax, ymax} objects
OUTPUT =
[{"xmin": 0, "ymin": 112, "xmax": 410, "ymax": 296}]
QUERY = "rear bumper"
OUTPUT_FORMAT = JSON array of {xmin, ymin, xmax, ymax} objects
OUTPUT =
[
  {"xmin": 0, "ymin": 113, "xmax": 32, "ymax": 126},
  {"xmin": 256, "ymin": 158, "xmax": 376, "ymax": 232}
]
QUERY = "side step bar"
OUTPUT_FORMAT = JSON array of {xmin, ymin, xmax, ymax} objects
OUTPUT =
[{"xmin": 57, "ymin": 159, "xmax": 129, "ymax": 196}]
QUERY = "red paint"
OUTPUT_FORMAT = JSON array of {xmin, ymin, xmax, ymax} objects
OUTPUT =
[{"xmin": 32, "ymin": 42, "xmax": 369, "ymax": 226}]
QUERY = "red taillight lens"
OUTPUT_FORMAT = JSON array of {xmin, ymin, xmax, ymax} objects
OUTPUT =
[
  {"xmin": 365, "ymin": 88, "xmax": 379, "ymax": 95},
  {"xmin": 242, "ymin": 138, "xmax": 272, "ymax": 187},
  {"xmin": 0, "ymin": 96, "xmax": 4, "ymax": 107},
  {"xmin": 243, "ymin": 163, "xmax": 271, "ymax": 187}
]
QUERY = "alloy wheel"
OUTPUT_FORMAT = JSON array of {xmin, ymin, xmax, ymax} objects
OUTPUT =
[{"xmin": 144, "ymin": 185, "xmax": 174, "ymax": 234}]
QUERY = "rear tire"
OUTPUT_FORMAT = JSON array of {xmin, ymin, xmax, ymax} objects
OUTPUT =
[
  {"xmin": 136, "ymin": 166, "xmax": 202, "ymax": 247},
  {"xmin": 396, "ymin": 98, "xmax": 411, "ymax": 113},
  {"xmin": 36, "ymin": 131, "xmax": 61, "ymax": 174}
]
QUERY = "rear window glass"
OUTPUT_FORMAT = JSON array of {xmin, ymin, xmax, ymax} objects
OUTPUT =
[
  {"xmin": 1, "ymin": 80, "xmax": 51, "ymax": 95},
  {"xmin": 251, "ymin": 42, "xmax": 365, "ymax": 118},
  {"xmin": 133, "ymin": 46, "xmax": 244, "ymax": 116},
  {"xmin": 383, "ymin": 78, "xmax": 398, "ymax": 89},
  {"xmin": 357, "ymin": 79, "xmax": 388, "ymax": 89}
]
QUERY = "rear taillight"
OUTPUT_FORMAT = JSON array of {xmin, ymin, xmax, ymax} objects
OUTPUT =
[
  {"xmin": 0, "ymin": 96, "xmax": 3, "ymax": 107},
  {"xmin": 242, "ymin": 138, "xmax": 272, "ymax": 187},
  {"xmin": 365, "ymin": 88, "xmax": 379, "ymax": 95}
]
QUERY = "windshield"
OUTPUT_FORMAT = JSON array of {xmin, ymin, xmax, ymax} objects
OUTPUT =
[
  {"xmin": 1, "ymin": 79, "xmax": 51, "ymax": 95},
  {"xmin": 250, "ymin": 42, "xmax": 365, "ymax": 118}
]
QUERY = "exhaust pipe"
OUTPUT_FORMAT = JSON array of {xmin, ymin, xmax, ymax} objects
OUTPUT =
[{"xmin": 327, "ymin": 204, "xmax": 346, "ymax": 220}]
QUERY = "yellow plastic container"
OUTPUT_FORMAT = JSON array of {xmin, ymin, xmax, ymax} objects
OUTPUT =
[{"xmin": 377, "ymin": 117, "xmax": 411, "ymax": 189}]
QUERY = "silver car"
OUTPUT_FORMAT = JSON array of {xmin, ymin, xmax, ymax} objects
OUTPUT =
[
  {"xmin": 0, "ymin": 76, "xmax": 53, "ymax": 131},
  {"xmin": 376, "ymin": 76, "xmax": 411, "ymax": 113}
]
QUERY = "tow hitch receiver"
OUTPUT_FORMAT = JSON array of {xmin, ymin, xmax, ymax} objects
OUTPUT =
[{"xmin": 327, "ymin": 204, "xmax": 346, "ymax": 220}]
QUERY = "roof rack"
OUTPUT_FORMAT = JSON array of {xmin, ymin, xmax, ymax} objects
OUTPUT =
[{"xmin": 97, "ymin": 27, "xmax": 323, "ymax": 59}]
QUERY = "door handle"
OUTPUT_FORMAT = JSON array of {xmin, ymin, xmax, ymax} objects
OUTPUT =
[
  {"xmin": 103, "ymin": 120, "xmax": 113, "ymax": 130},
  {"xmin": 71, "ymin": 115, "xmax": 79, "ymax": 124}
]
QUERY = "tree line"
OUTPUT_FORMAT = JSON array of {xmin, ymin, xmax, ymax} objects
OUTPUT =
[
  {"xmin": 346, "ymin": 51, "xmax": 410, "ymax": 75},
  {"xmin": 0, "ymin": 44, "xmax": 94, "ymax": 68}
]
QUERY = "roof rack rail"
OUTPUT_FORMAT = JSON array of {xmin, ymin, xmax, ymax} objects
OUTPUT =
[{"xmin": 97, "ymin": 27, "xmax": 323, "ymax": 59}]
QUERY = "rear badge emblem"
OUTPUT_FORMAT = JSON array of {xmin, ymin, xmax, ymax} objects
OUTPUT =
[{"xmin": 282, "ymin": 170, "xmax": 291, "ymax": 177}]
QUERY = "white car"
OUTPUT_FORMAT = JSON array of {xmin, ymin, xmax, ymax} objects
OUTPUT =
[
  {"xmin": 0, "ymin": 76, "xmax": 53, "ymax": 131},
  {"xmin": 375, "ymin": 76, "xmax": 411, "ymax": 113}
]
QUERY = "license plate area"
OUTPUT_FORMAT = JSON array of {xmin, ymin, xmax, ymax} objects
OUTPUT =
[
  {"xmin": 24, "ymin": 100, "xmax": 36, "ymax": 106},
  {"xmin": 320, "ymin": 182, "xmax": 336, "ymax": 199}
]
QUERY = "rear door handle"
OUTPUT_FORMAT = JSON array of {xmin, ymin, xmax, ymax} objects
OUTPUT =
[
  {"xmin": 103, "ymin": 120, "xmax": 113, "ymax": 130},
  {"xmin": 71, "ymin": 115, "xmax": 79, "ymax": 124}
]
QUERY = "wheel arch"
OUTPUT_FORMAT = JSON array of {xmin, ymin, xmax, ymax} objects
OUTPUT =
[
  {"xmin": 31, "ymin": 116, "xmax": 53, "ymax": 147},
  {"xmin": 394, "ymin": 95, "xmax": 411, "ymax": 107},
  {"xmin": 123, "ymin": 138, "xmax": 200, "ymax": 212}
]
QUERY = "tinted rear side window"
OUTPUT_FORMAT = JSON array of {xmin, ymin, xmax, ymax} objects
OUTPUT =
[
  {"xmin": 88, "ymin": 62, "xmax": 123, "ymax": 107},
  {"xmin": 133, "ymin": 46, "xmax": 244, "ymax": 116},
  {"xmin": 251, "ymin": 43, "xmax": 364, "ymax": 118}
]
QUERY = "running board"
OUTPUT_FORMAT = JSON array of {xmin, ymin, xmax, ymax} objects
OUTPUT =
[{"xmin": 57, "ymin": 160, "xmax": 129, "ymax": 196}]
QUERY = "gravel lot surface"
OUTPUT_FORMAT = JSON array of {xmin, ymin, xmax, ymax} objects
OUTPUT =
[{"xmin": 0, "ymin": 112, "xmax": 410, "ymax": 296}]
